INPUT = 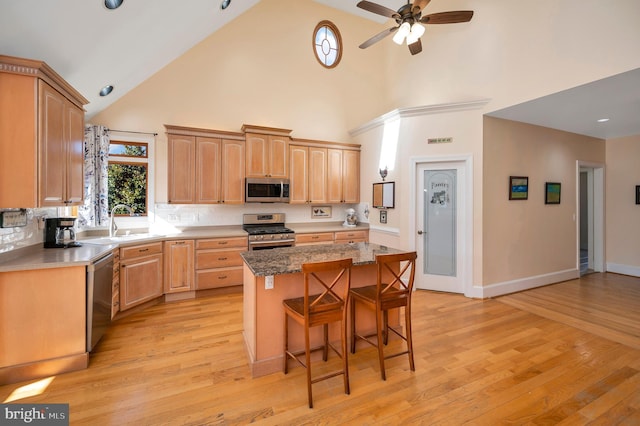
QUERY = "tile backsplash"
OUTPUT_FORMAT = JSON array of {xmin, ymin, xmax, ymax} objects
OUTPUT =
[
  {"xmin": 0, "ymin": 203, "xmax": 370, "ymax": 254},
  {"xmin": 0, "ymin": 208, "xmax": 57, "ymax": 254}
]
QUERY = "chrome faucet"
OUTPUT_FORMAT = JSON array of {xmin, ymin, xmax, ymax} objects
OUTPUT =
[{"xmin": 109, "ymin": 204, "xmax": 134, "ymax": 237}]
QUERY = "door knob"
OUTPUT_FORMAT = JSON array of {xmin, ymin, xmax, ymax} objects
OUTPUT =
[{"xmin": 417, "ymin": 230, "xmax": 423, "ymax": 235}]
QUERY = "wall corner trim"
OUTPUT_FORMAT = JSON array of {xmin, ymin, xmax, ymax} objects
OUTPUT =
[{"xmin": 348, "ymin": 98, "xmax": 492, "ymax": 137}]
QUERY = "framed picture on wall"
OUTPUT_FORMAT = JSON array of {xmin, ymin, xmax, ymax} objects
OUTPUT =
[
  {"xmin": 636, "ymin": 185, "xmax": 640, "ymax": 205},
  {"xmin": 545, "ymin": 182, "xmax": 561, "ymax": 204},
  {"xmin": 509, "ymin": 176, "xmax": 529, "ymax": 200}
]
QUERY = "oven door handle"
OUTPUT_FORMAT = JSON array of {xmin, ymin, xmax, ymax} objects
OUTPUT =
[{"xmin": 249, "ymin": 239, "xmax": 295, "ymax": 249}]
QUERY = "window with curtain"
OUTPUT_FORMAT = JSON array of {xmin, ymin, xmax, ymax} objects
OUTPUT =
[{"xmin": 78, "ymin": 125, "xmax": 110, "ymax": 227}]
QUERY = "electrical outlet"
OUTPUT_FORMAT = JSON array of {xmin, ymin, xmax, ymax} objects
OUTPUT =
[{"xmin": 265, "ymin": 275, "xmax": 274, "ymax": 290}]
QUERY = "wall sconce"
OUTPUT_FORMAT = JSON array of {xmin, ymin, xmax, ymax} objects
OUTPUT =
[{"xmin": 379, "ymin": 167, "xmax": 388, "ymax": 181}]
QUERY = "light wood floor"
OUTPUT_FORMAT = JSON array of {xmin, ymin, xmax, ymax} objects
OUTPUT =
[{"xmin": 1, "ymin": 273, "xmax": 639, "ymax": 425}]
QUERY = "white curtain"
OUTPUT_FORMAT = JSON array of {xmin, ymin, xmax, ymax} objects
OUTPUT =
[{"xmin": 78, "ymin": 125, "xmax": 110, "ymax": 227}]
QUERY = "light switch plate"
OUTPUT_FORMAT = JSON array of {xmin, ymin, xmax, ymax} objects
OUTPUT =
[{"xmin": 0, "ymin": 210, "xmax": 28, "ymax": 228}]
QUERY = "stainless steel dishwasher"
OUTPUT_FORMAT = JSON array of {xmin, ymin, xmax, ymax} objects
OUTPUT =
[{"xmin": 87, "ymin": 252, "xmax": 114, "ymax": 352}]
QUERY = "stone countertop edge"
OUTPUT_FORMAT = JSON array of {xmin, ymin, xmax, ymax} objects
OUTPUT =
[
  {"xmin": 0, "ymin": 223, "xmax": 371, "ymax": 273},
  {"xmin": 240, "ymin": 242, "xmax": 402, "ymax": 277},
  {"xmin": 287, "ymin": 222, "xmax": 369, "ymax": 233}
]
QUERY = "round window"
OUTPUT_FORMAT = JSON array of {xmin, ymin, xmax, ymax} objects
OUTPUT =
[{"xmin": 313, "ymin": 20, "xmax": 342, "ymax": 69}]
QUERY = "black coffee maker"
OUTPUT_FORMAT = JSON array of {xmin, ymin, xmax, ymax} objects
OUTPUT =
[{"xmin": 44, "ymin": 217, "xmax": 82, "ymax": 248}]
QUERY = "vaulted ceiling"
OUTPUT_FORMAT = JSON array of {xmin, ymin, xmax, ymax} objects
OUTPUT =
[{"xmin": 1, "ymin": 0, "xmax": 639, "ymax": 139}]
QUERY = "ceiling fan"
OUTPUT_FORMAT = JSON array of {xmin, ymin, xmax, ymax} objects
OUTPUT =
[{"xmin": 357, "ymin": 0, "xmax": 473, "ymax": 55}]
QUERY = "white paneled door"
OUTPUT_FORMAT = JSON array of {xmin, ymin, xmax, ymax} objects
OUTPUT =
[{"xmin": 415, "ymin": 161, "xmax": 468, "ymax": 293}]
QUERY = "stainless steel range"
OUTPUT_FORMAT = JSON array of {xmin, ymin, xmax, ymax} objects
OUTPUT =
[{"xmin": 243, "ymin": 213, "xmax": 295, "ymax": 251}]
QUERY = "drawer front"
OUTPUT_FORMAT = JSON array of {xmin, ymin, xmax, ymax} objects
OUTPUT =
[
  {"xmin": 196, "ymin": 248, "xmax": 244, "ymax": 269},
  {"xmin": 196, "ymin": 237, "xmax": 247, "ymax": 250},
  {"xmin": 120, "ymin": 242, "xmax": 163, "ymax": 260},
  {"xmin": 335, "ymin": 230, "xmax": 369, "ymax": 242},
  {"xmin": 296, "ymin": 233, "xmax": 334, "ymax": 245},
  {"xmin": 196, "ymin": 267, "xmax": 243, "ymax": 289}
]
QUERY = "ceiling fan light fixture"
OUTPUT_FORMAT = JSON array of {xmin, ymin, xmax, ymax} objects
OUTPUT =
[
  {"xmin": 393, "ymin": 22, "xmax": 411, "ymax": 45},
  {"xmin": 410, "ymin": 22, "xmax": 425, "ymax": 39}
]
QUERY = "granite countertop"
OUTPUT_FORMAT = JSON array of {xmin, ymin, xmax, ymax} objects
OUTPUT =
[{"xmin": 240, "ymin": 242, "xmax": 402, "ymax": 277}]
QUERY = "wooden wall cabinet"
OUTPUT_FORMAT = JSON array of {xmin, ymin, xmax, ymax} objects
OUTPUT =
[
  {"xmin": 221, "ymin": 139, "xmax": 246, "ymax": 204},
  {"xmin": 166, "ymin": 125, "xmax": 245, "ymax": 204},
  {"xmin": 0, "ymin": 55, "xmax": 87, "ymax": 208},
  {"xmin": 164, "ymin": 240, "xmax": 195, "ymax": 293},
  {"xmin": 243, "ymin": 125, "xmax": 292, "ymax": 178},
  {"xmin": 289, "ymin": 145, "xmax": 327, "ymax": 204},
  {"xmin": 328, "ymin": 148, "xmax": 360, "ymax": 204},
  {"xmin": 120, "ymin": 242, "xmax": 164, "ymax": 311},
  {"xmin": 195, "ymin": 237, "xmax": 247, "ymax": 290}
]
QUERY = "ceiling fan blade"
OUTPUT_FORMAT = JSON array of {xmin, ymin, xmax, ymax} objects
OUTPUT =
[
  {"xmin": 359, "ymin": 26, "xmax": 398, "ymax": 49},
  {"xmin": 411, "ymin": 0, "xmax": 431, "ymax": 14},
  {"xmin": 408, "ymin": 38, "xmax": 422, "ymax": 55},
  {"xmin": 421, "ymin": 11, "xmax": 474, "ymax": 25},
  {"xmin": 356, "ymin": 1, "xmax": 400, "ymax": 19}
]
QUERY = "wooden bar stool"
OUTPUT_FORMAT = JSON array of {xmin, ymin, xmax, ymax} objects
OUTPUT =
[
  {"xmin": 350, "ymin": 252, "xmax": 417, "ymax": 380},
  {"xmin": 283, "ymin": 258, "xmax": 353, "ymax": 408}
]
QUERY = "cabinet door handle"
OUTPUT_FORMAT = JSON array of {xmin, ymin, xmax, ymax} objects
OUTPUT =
[
  {"xmin": 218, "ymin": 275, "xmax": 227, "ymax": 280},
  {"xmin": 219, "ymin": 241, "xmax": 228, "ymax": 245},
  {"xmin": 218, "ymin": 257, "xmax": 227, "ymax": 261},
  {"xmin": 138, "ymin": 248, "xmax": 149, "ymax": 253}
]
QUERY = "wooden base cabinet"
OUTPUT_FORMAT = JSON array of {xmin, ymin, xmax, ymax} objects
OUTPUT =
[
  {"xmin": 164, "ymin": 240, "xmax": 194, "ymax": 293},
  {"xmin": 334, "ymin": 230, "xmax": 369, "ymax": 244},
  {"xmin": 120, "ymin": 242, "xmax": 164, "ymax": 311},
  {"xmin": 112, "ymin": 249, "xmax": 120, "ymax": 319},
  {"xmin": 0, "ymin": 266, "xmax": 88, "ymax": 385},
  {"xmin": 295, "ymin": 232, "xmax": 334, "ymax": 246},
  {"xmin": 195, "ymin": 237, "xmax": 247, "ymax": 290}
]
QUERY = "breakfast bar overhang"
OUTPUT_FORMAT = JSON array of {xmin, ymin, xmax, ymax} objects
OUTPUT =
[{"xmin": 241, "ymin": 242, "xmax": 406, "ymax": 378}]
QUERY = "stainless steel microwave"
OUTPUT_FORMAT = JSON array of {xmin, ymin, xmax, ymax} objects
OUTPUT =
[{"xmin": 245, "ymin": 178, "xmax": 290, "ymax": 203}]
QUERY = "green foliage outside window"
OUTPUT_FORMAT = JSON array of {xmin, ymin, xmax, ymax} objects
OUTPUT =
[
  {"xmin": 108, "ymin": 143, "xmax": 148, "ymax": 215},
  {"xmin": 108, "ymin": 163, "xmax": 147, "ymax": 214}
]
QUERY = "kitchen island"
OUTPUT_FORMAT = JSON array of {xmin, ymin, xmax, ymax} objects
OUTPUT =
[{"xmin": 240, "ymin": 242, "xmax": 406, "ymax": 377}]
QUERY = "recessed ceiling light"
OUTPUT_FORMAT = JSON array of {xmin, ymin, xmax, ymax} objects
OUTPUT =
[
  {"xmin": 220, "ymin": 0, "xmax": 231, "ymax": 10},
  {"xmin": 596, "ymin": 118, "xmax": 610, "ymax": 123},
  {"xmin": 104, "ymin": 0, "xmax": 123, "ymax": 10},
  {"xmin": 99, "ymin": 85, "xmax": 114, "ymax": 96}
]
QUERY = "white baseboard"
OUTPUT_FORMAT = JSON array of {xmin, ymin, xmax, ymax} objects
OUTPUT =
[
  {"xmin": 606, "ymin": 263, "xmax": 640, "ymax": 277},
  {"xmin": 472, "ymin": 269, "xmax": 580, "ymax": 299},
  {"xmin": 369, "ymin": 225, "xmax": 400, "ymax": 236}
]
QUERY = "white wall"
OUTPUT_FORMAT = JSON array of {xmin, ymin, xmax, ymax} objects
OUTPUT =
[{"xmin": 92, "ymin": 0, "xmax": 640, "ymax": 290}]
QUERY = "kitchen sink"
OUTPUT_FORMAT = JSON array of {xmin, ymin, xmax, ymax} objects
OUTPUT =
[{"xmin": 81, "ymin": 233, "xmax": 163, "ymax": 244}]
